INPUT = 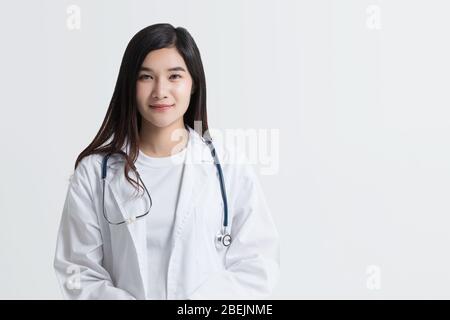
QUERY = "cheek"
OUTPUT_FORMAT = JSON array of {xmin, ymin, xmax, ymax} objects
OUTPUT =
[
  {"xmin": 174, "ymin": 82, "xmax": 192, "ymax": 98},
  {"xmin": 136, "ymin": 83, "xmax": 149, "ymax": 102}
]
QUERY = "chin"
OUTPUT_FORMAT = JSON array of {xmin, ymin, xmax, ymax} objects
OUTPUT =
[{"xmin": 144, "ymin": 117, "xmax": 180, "ymax": 129}]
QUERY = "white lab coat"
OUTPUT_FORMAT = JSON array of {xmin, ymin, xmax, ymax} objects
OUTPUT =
[{"xmin": 53, "ymin": 126, "xmax": 280, "ymax": 300}]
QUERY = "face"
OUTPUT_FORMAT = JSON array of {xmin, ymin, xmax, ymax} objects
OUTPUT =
[{"xmin": 136, "ymin": 47, "xmax": 194, "ymax": 129}]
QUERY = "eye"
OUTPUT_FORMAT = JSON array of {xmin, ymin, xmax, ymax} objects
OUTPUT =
[
  {"xmin": 170, "ymin": 74, "xmax": 181, "ymax": 79},
  {"xmin": 139, "ymin": 74, "xmax": 151, "ymax": 80}
]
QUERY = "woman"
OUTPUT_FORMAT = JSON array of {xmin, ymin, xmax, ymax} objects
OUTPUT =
[{"xmin": 54, "ymin": 23, "xmax": 280, "ymax": 300}]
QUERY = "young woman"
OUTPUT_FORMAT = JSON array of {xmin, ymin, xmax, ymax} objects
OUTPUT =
[{"xmin": 54, "ymin": 23, "xmax": 280, "ymax": 300}]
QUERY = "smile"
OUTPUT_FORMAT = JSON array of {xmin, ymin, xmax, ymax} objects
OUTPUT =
[{"xmin": 149, "ymin": 104, "xmax": 174, "ymax": 111}]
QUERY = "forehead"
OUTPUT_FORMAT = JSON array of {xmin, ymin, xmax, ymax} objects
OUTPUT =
[{"xmin": 140, "ymin": 47, "xmax": 187, "ymax": 70}]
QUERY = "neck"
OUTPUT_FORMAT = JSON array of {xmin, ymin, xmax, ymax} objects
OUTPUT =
[{"xmin": 139, "ymin": 119, "xmax": 189, "ymax": 157}]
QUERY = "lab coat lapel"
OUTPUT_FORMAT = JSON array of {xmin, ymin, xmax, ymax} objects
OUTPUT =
[
  {"xmin": 105, "ymin": 159, "xmax": 148, "ymax": 299},
  {"xmin": 172, "ymin": 128, "xmax": 211, "ymax": 239}
]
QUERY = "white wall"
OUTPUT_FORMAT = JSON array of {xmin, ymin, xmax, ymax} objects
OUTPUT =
[{"xmin": 0, "ymin": 0, "xmax": 449, "ymax": 299}]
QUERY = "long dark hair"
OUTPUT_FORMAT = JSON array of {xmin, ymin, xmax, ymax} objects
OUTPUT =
[{"xmin": 74, "ymin": 23, "xmax": 208, "ymax": 195}]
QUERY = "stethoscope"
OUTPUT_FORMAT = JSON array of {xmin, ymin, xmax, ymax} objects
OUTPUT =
[{"xmin": 100, "ymin": 137, "xmax": 232, "ymax": 248}]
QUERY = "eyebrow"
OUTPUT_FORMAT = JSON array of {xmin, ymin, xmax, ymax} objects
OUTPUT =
[{"xmin": 139, "ymin": 66, "xmax": 186, "ymax": 73}]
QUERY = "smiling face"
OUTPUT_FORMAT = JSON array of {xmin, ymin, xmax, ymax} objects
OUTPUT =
[{"xmin": 136, "ymin": 47, "xmax": 194, "ymax": 129}]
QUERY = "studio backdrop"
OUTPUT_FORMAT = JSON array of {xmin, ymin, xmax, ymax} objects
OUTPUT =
[{"xmin": 1, "ymin": 0, "xmax": 449, "ymax": 299}]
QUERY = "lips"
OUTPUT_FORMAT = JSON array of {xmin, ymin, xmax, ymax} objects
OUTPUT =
[
  {"xmin": 149, "ymin": 104, "xmax": 174, "ymax": 112},
  {"xmin": 150, "ymin": 104, "xmax": 174, "ymax": 108}
]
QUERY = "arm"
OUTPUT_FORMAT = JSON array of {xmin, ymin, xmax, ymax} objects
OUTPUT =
[
  {"xmin": 53, "ymin": 158, "xmax": 136, "ymax": 300},
  {"xmin": 188, "ymin": 163, "xmax": 280, "ymax": 300}
]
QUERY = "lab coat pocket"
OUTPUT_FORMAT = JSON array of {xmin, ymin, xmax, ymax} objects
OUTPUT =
[{"xmin": 194, "ymin": 203, "xmax": 226, "ymax": 271}]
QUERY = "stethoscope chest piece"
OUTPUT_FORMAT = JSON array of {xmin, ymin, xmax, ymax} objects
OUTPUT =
[{"xmin": 216, "ymin": 230, "xmax": 232, "ymax": 249}]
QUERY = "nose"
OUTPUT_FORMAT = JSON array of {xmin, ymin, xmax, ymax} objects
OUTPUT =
[{"xmin": 151, "ymin": 78, "xmax": 169, "ymax": 99}]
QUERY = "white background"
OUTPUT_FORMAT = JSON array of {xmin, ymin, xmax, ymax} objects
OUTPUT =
[{"xmin": 1, "ymin": 0, "xmax": 449, "ymax": 299}]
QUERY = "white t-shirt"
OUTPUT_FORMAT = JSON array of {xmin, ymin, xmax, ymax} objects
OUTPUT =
[{"xmin": 135, "ymin": 145, "xmax": 187, "ymax": 300}]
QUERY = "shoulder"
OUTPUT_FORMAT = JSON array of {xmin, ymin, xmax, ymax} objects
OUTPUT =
[
  {"xmin": 75, "ymin": 152, "xmax": 125, "ymax": 174},
  {"xmin": 69, "ymin": 153, "xmax": 105, "ymax": 187},
  {"xmin": 76, "ymin": 153, "xmax": 104, "ymax": 172}
]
